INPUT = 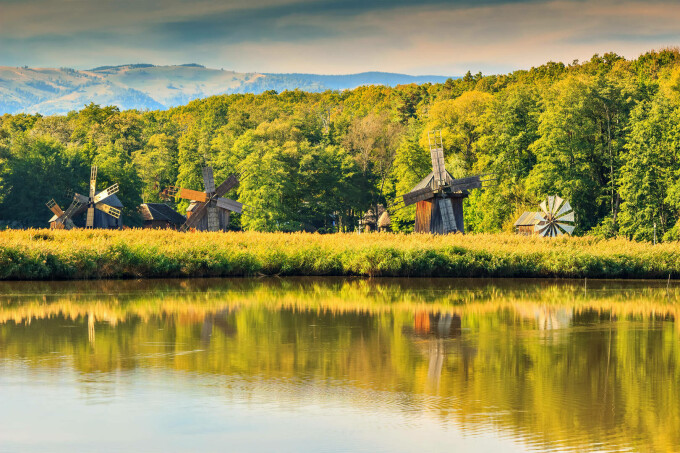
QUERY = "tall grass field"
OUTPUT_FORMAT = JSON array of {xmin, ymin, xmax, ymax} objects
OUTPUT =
[{"xmin": 1, "ymin": 229, "xmax": 679, "ymax": 280}]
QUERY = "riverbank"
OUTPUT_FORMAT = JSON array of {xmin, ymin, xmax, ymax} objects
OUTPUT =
[{"xmin": 1, "ymin": 229, "xmax": 679, "ymax": 280}]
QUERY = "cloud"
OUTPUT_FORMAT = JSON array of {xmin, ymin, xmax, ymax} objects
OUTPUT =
[{"xmin": 0, "ymin": 0, "xmax": 679, "ymax": 74}]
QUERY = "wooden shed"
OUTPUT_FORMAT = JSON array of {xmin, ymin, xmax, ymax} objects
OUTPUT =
[
  {"xmin": 514, "ymin": 211, "xmax": 544, "ymax": 235},
  {"xmin": 139, "ymin": 203, "xmax": 186, "ymax": 229}
]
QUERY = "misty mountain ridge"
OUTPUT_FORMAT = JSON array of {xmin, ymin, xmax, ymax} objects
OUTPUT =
[{"xmin": 0, "ymin": 63, "xmax": 454, "ymax": 115}]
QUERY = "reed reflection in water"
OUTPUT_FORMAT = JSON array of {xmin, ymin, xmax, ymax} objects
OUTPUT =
[{"xmin": 0, "ymin": 277, "xmax": 678, "ymax": 452}]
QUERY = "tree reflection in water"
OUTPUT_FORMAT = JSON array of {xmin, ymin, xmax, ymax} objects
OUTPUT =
[{"xmin": 0, "ymin": 277, "xmax": 679, "ymax": 452}]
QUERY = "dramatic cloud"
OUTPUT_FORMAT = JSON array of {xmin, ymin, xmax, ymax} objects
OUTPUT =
[{"xmin": 1, "ymin": 0, "xmax": 679, "ymax": 74}]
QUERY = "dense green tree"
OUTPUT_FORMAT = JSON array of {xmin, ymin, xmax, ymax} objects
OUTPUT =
[
  {"xmin": 238, "ymin": 142, "xmax": 301, "ymax": 232},
  {"xmin": 525, "ymin": 75, "xmax": 605, "ymax": 232},
  {"xmin": 426, "ymin": 91, "xmax": 494, "ymax": 173},
  {"xmin": 618, "ymin": 91, "xmax": 680, "ymax": 241},
  {"xmin": 94, "ymin": 142, "xmax": 143, "ymax": 224},
  {"xmin": 132, "ymin": 133, "xmax": 178, "ymax": 202},
  {"xmin": 0, "ymin": 135, "xmax": 86, "ymax": 226},
  {"xmin": 2, "ymin": 49, "xmax": 680, "ymax": 238}
]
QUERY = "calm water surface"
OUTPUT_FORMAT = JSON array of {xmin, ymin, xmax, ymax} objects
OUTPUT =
[{"xmin": 0, "ymin": 278, "xmax": 678, "ymax": 452}]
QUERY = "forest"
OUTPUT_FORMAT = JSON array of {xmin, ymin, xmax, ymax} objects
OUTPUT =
[{"xmin": 2, "ymin": 48, "xmax": 680, "ymax": 241}]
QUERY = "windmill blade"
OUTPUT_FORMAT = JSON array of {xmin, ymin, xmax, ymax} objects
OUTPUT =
[
  {"xmin": 46, "ymin": 199, "xmax": 64, "ymax": 218},
  {"xmin": 438, "ymin": 199, "xmax": 457, "ymax": 233},
  {"xmin": 216, "ymin": 197, "xmax": 243, "ymax": 214},
  {"xmin": 161, "ymin": 186, "xmax": 179, "ymax": 200},
  {"xmin": 64, "ymin": 196, "xmax": 85, "ymax": 217},
  {"xmin": 478, "ymin": 173, "xmax": 499, "ymax": 187},
  {"xmin": 448, "ymin": 175, "xmax": 483, "ymax": 192},
  {"xmin": 552, "ymin": 196, "xmax": 564, "ymax": 216},
  {"xmin": 207, "ymin": 206, "xmax": 220, "ymax": 231},
  {"xmin": 556, "ymin": 211, "xmax": 575, "ymax": 223},
  {"xmin": 93, "ymin": 183, "xmax": 119, "ymax": 204},
  {"xmin": 428, "ymin": 130, "xmax": 447, "ymax": 187},
  {"xmin": 46, "ymin": 199, "xmax": 76, "ymax": 229},
  {"xmin": 165, "ymin": 187, "xmax": 208, "ymax": 203},
  {"xmin": 74, "ymin": 193, "xmax": 89, "ymax": 204},
  {"xmin": 536, "ymin": 222, "xmax": 550, "ymax": 236},
  {"xmin": 202, "ymin": 167, "xmax": 216, "ymax": 194},
  {"xmin": 402, "ymin": 187, "xmax": 435, "ymax": 206},
  {"xmin": 557, "ymin": 223, "xmax": 575, "ymax": 234},
  {"xmin": 89, "ymin": 166, "xmax": 98, "ymax": 199},
  {"xmin": 543, "ymin": 223, "xmax": 555, "ymax": 237},
  {"xmin": 215, "ymin": 174, "xmax": 239, "ymax": 197},
  {"xmin": 63, "ymin": 218, "xmax": 76, "ymax": 229},
  {"xmin": 96, "ymin": 203, "xmax": 121, "ymax": 219},
  {"xmin": 86, "ymin": 207, "xmax": 95, "ymax": 228},
  {"xmin": 547, "ymin": 196, "xmax": 555, "ymax": 216},
  {"xmin": 555, "ymin": 201, "xmax": 572, "ymax": 218},
  {"xmin": 181, "ymin": 202, "xmax": 209, "ymax": 231},
  {"xmin": 539, "ymin": 200, "xmax": 549, "ymax": 217}
]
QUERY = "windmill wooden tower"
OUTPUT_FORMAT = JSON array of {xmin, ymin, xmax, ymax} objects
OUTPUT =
[
  {"xmin": 401, "ymin": 131, "xmax": 492, "ymax": 234},
  {"xmin": 46, "ymin": 165, "xmax": 122, "ymax": 229},
  {"xmin": 163, "ymin": 167, "xmax": 242, "ymax": 232}
]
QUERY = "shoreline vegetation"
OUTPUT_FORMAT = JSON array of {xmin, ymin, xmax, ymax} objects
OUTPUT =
[{"xmin": 2, "ymin": 229, "xmax": 680, "ymax": 280}]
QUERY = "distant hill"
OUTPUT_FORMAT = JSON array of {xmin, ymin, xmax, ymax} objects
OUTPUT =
[{"xmin": 0, "ymin": 64, "xmax": 454, "ymax": 115}]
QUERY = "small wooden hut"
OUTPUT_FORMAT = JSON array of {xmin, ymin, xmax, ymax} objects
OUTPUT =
[
  {"xmin": 139, "ymin": 203, "xmax": 186, "ymax": 229},
  {"xmin": 513, "ymin": 211, "xmax": 543, "ymax": 235},
  {"xmin": 377, "ymin": 211, "xmax": 391, "ymax": 232},
  {"xmin": 360, "ymin": 205, "xmax": 389, "ymax": 232}
]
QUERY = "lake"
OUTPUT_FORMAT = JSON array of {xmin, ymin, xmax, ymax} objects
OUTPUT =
[{"xmin": 0, "ymin": 278, "xmax": 678, "ymax": 452}]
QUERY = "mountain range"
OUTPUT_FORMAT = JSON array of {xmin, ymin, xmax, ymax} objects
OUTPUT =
[{"xmin": 0, "ymin": 64, "xmax": 453, "ymax": 115}]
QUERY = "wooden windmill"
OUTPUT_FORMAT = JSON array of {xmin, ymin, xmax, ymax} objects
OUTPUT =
[
  {"xmin": 163, "ymin": 167, "xmax": 242, "ymax": 232},
  {"xmin": 46, "ymin": 165, "xmax": 122, "ymax": 229},
  {"xmin": 514, "ymin": 196, "xmax": 575, "ymax": 237},
  {"xmin": 401, "ymin": 131, "xmax": 493, "ymax": 234},
  {"xmin": 535, "ymin": 195, "xmax": 575, "ymax": 236},
  {"xmin": 514, "ymin": 195, "xmax": 576, "ymax": 237}
]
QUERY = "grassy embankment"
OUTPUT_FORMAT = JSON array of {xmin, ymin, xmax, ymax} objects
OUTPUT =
[{"xmin": 1, "ymin": 229, "xmax": 680, "ymax": 280}]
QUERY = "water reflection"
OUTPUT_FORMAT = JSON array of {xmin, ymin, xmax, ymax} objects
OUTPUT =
[{"xmin": 0, "ymin": 278, "xmax": 679, "ymax": 452}]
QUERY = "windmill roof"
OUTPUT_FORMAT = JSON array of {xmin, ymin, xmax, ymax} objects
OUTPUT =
[
  {"xmin": 406, "ymin": 170, "xmax": 469, "ymax": 198},
  {"xmin": 139, "ymin": 203, "xmax": 185, "ymax": 224},
  {"xmin": 411, "ymin": 171, "xmax": 453, "ymax": 191},
  {"xmin": 48, "ymin": 194, "xmax": 123, "ymax": 222},
  {"xmin": 514, "ymin": 211, "xmax": 543, "ymax": 227},
  {"xmin": 101, "ymin": 193, "xmax": 124, "ymax": 208}
]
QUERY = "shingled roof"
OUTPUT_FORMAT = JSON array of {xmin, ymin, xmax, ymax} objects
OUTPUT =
[
  {"xmin": 514, "ymin": 211, "xmax": 543, "ymax": 227},
  {"xmin": 139, "ymin": 203, "xmax": 185, "ymax": 224}
]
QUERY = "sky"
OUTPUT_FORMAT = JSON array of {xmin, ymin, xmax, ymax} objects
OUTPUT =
[{"xmin": 1, "ymin": 0, "xmax": 679, "ymax": 75}]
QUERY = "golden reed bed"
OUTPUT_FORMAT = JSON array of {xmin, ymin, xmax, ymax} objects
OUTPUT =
[{"xmin": 1, "ymin": 229, "xmax": 679, "ymax": 279}]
